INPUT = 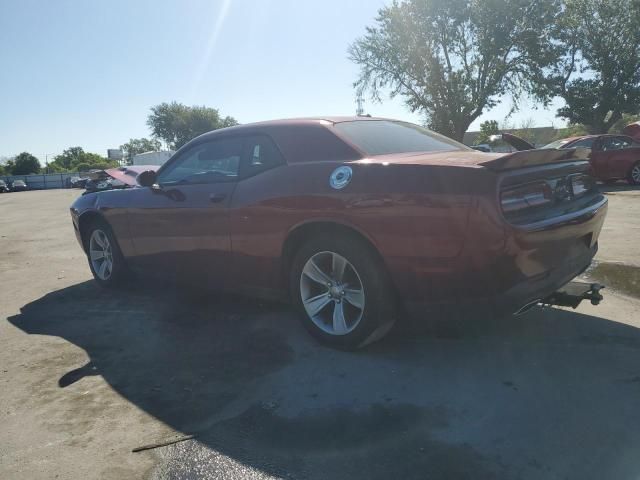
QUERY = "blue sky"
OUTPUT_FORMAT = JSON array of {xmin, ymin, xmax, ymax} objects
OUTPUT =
[{"xmin": 0, "ymin": 0, "xmax": 565, "ymax": 160}]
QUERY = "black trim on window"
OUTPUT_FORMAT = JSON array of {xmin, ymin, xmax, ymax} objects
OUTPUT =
[{"xmin": 238, "ymin": 134, "xmax": 287, "ymax": 180}]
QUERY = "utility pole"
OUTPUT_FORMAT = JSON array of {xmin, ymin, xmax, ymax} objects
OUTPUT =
[{"xmin": 356, "ymin": 90, "xmax": 365, "ymax": 116}]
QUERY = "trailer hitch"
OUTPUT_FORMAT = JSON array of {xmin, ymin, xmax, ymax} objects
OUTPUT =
[{"xmin": 541, "ymin": 281, "xmax": 605, "ymax": 309}]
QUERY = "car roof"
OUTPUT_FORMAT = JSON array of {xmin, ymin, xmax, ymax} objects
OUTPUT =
[
  {"xmin": 196, "ymin": 116, "xmax": 389, "ymax": 138},
  {"xmin": 180, "ymin": 116, "xmax": 400, "ymax": 163},
  {"xmin": 235, "ymin": 116, "xmax": 383, "ymax": 127}
]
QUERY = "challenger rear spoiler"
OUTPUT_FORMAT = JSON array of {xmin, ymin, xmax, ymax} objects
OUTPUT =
[{"xmin": 478, "ymin": 147, "xmax": 591, "ymax": 172}]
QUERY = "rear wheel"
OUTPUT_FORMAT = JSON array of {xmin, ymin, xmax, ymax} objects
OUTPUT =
[
  {"xmin": 629, "ymin": 162, "xmax": 640, "ymax": 185},
  {"xmin": 85, "ymin": 220, "xmax": 128, "ymax": 288},
  {"xmin": 290, "ymin": 234, "xmax": 396, "ymax": 349}
]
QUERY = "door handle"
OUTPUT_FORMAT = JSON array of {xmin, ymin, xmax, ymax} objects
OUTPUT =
[{"xmin": 209, "ymin": 193, "xmax": 227, "ymax": 203}]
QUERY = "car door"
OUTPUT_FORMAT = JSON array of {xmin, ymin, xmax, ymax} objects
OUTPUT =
[
  {"xmin": 228, "ymin": 135, "xmax": 288, "ymax": 296},
  {"xmin": 610, "ymin": 136, "xmax": 639, "ymax": 179},
  {"xmin": 590, "ymin": 136, "xmax": 616, "ymax": 180},
  {"xmin": 596, "ymin": 136, "xmax": 632, "ymax": 180},
  {"xmin": 126, "ymin": 136, "xmax": 243, "ymax": 288}
]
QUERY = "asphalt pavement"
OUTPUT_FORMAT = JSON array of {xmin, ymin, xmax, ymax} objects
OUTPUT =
[{"xmin": 1, "ymin": 188, "xmax": 639, "ymax": 480}]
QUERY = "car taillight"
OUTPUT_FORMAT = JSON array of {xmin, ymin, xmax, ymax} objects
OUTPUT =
[
  {"xmin": 570, "ymin": 174, "xmax": 594, "ymax": 197},
  {"xmin": 501, "ymin": 182, "xmax": 553, "ymax": 213}
]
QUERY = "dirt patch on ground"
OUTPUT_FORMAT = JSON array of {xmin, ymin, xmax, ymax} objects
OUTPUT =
[{"xmin": 584, "ymin": 261, "xmax": 640, "ymax": 298}]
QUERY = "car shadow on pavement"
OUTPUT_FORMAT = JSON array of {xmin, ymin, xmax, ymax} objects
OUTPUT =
[
  {"xmin": 8, "ymin": 281, "xmax": 640, "ymax": 480},
  {"xmin": 599, "ymin": 182, "xmax": 640, "ymax": 193}
]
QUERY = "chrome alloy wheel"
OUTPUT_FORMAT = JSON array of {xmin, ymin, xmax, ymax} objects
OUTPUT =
[
  {"xmin": 89, "ymin": 229, "xmax": 113, "ymax": 281},
  {"xmin": 632, "ymin": 164, "xmax": 640, "ymax": 184},
  {"xmin": 299, "ymin": 251, "xmax": 365, "ymax": 336}
]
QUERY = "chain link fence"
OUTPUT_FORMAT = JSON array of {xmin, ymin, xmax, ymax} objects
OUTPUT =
[{"xmin": 0, "ymin": 172, "xmax": 81, "ymax": 190}]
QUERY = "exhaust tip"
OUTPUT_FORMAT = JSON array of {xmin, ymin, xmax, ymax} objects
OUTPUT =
[{"xmin": 514, "ymin": 299, "xmax": 541, "ymax": 316}]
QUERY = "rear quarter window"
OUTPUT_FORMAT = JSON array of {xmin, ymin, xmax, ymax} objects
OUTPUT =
[{"xmin": 268, "ymin": 124, "xmax": 361, "ymax": 163}]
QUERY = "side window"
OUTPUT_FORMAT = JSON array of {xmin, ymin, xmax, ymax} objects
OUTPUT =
[
  {"xmin": 617, "ymin": 136, "xmax": 633, "ymax": 148},
  {"xmin": 600, "ymin": 137, "xmax": 625, "ymax": 151},
  {"xmin": 241, "ymin": 135, "xmax": 285, "ymax": 177},
  {"xmin": 571, "ymin": 138, "xmax": 595, "ymax": 148},
  {"xmin": 158, "ymin": 137, "xmax": 243, "ymax": 184}
]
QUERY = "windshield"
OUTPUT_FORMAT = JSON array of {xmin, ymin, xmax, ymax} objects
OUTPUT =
[
  {"xmin": 542, "ymin": 139, "xmax": 572, "ymax": 149},
  {"xmin": 334, "ymin": 120, "xmax": 468, "ymax": 156}
]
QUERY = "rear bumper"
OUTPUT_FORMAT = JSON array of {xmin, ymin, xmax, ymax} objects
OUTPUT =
[
  {"xmin": 495, "ymin": 242, "xmax": 597, "ymax": 315},
  {"xmin": 405, "ymin": 195, "xmax": 607, "ymax": 319},
  {"xmin": 404, "ymin": 243, "xmax": 597, "ymax": 319}
]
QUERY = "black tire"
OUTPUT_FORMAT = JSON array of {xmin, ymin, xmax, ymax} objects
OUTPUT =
[
  {"xmin": 290, "ymin": 234, "xmax": 397, "ymax": 349},
  {"xmin": 628, "ymin": 161, "xmax": 640, "ymax": 185},
  {"xmin": 84, "ymin": 219, "xmax": 129, "ymax": 288}
]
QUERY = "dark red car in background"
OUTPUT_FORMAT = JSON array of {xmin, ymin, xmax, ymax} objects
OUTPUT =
[
  {"xmin": 543, "ymin": 133, "xmax": 640, "ymax": 184},
  {"xmin": 70, "ymin": 117, "xmax": 607, "ymax": 348},
  {"xmin": 504, "ymin": 122, "xmax": 640, "ymax": 185}
]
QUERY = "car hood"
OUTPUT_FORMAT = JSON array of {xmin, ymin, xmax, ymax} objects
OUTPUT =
[
  {"xmin": 622, "ymin": 122, "xmax": 640, "ymax": 142},
  {"xmin": 101, "ymin": 165, "xmax": 160, "ymax": 186},
  {"xmin": 492, "ymin": 132, "xmax": 535, "ymax": 151}
]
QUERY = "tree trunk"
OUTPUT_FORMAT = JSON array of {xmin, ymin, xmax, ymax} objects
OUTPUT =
[
  {"xmin": 586, "ymin": 121, "xmax": 607, "ymax": 135},
  {"xmin": 604, "ymin": 111, "xmax": 622, "ymax": 133},
  {"xmin": 454, "ymin": 119, "xmax": 472, "ymax": 144},
  {"xmin": 587, "ymin": 111, "xmax": 622, "ymax": 134}
]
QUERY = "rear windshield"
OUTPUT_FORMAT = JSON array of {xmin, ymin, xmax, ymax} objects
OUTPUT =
[{"xmin": 333, "ymin": 120, "xmax": 468, "ymax": 156}]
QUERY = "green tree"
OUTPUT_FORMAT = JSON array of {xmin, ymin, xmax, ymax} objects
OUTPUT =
[
  {"xmin": 147, "ymin": 102, "xmax": 239, "ymax": 150},
  {"xmin": 49, "ymin": 147, "xmax": 118, "ymax": 172},
  {"xmin": 475, "ymin": 120, "xmax": 500, "ymax": 144},
  {"xmin": 349, "ymin": 0, "xmax": 560, "ymax": 141},
  {"xmin": 552, "ymin": 123, "xmax": 589, "ymax": 141},
  {"xmin": 550, "ymin": 0, "xmax": 640, "ymax": 133},
  {"xmin": 120, "ymin": 137, "xmax": 162, "ymax": 164},
  {"xmin": 11, "ymin": 152, "xmax": 41, "ymax": 175},
  {"xmin": 3, "ymin": 159, "xmax": 15, "ymax": 175},
  {"xmin": 0, "ymin": 157, "xmax": 11, "ymax": 176},
  {"xmin": 513, "ymin": 117, "xmax": 537, "ymax": 144}
]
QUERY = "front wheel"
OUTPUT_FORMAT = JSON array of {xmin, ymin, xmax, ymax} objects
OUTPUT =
[
  {"xmin": 628, "ymin": 162, "xmax": 640, "ymax": 185},
  {"xmin": 85, "ymin": 221, "xmax": 128, "ymax": 288},
  {"xmin": 291, "ymin": 235, "xmax": 396, "ymax": 349}
]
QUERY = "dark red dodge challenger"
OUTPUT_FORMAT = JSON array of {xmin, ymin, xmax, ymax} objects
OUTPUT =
[{"xmin": 71, "ymin": 117, "xmax": 607, "ymax": 348}]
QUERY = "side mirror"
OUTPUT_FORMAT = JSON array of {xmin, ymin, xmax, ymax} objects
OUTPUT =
[{"xmin": 137, "ymin": 170, "xmax": 157, "ymax": 187}]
